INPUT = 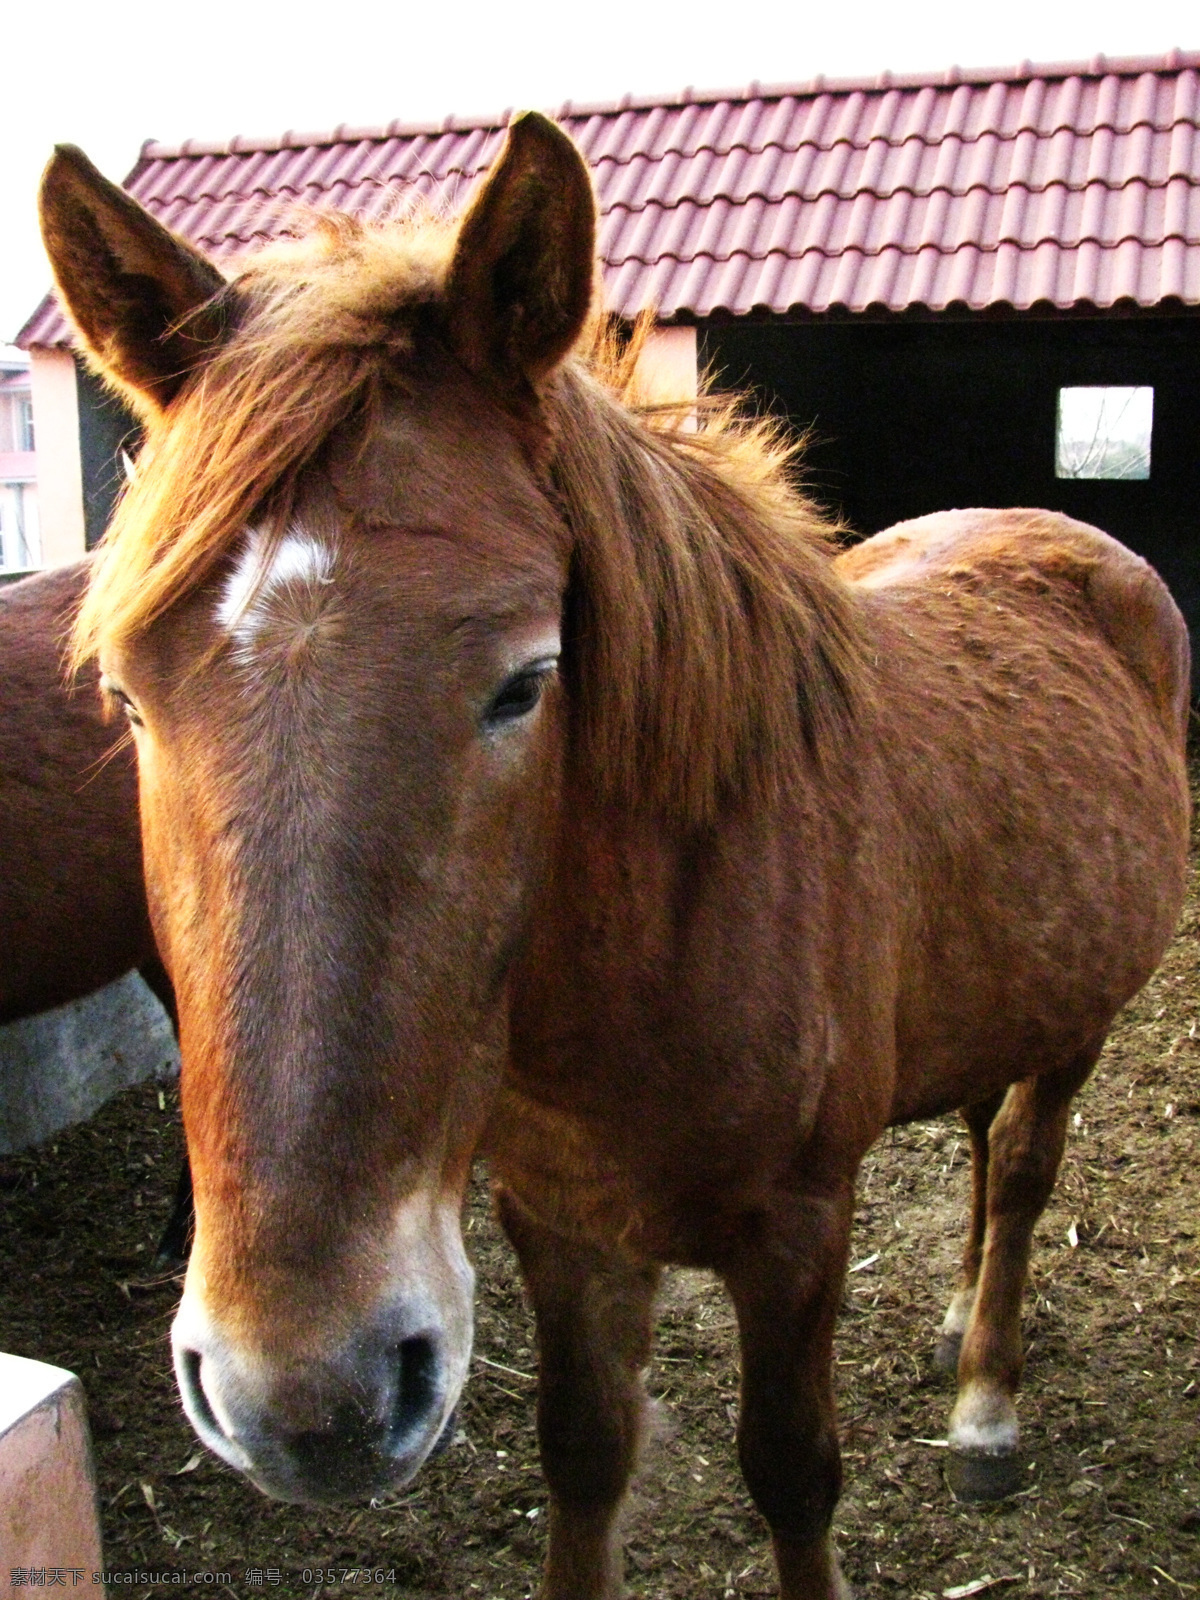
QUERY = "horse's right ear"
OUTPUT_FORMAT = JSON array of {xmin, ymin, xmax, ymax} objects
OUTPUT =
[{"xmin": 39, "ymin": 144, "xmax": 228, "ymax": 418}]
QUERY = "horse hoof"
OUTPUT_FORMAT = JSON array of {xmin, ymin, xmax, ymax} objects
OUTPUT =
[
  {"xmin": 945, "ymin": 1448, "xmax": 1023, "ymax": 1502},
  {"xmin": 932, "ymin": 1333, "xmax": 961, "ymax": 1377}
]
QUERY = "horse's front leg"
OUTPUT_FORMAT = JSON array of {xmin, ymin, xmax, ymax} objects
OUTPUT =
[
  {"xmin": 495, "ymin": 1186, "xmax": 660, "ymax": 1600},
  {"xmin": 722, "ymin": 1182, "xmax": 856, "ymax": 1600},
  {"xmin": 945, "ymin": 1050, "xmax": 1099, "ymax": 1501}
]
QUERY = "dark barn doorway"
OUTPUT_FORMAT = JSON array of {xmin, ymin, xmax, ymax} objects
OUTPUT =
[{"xmin": 703, "ymin": 313, "xmax": 1200, "ymax": 649}]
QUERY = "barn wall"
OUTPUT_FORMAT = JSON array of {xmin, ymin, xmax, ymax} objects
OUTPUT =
[
  {"xmin": 28, "ymin": 350, "xmax": 85, "ymax": 568},
  {"xmin": 634, "ymin": 325, "xmax": 698, "ymax": 404},
  {"xmin": 702, "ymin": 314, "xmax": 1200, "ymax": 644}
]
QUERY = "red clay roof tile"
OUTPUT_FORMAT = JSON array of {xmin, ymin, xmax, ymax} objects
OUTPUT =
[{"xmin": 20, "ymin": 50, "xmax": 1200, "ymax": 347}]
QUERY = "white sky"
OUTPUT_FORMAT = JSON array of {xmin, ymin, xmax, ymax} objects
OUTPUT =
[{"xmin": 3, "ymin": 0, "xmax": 1197, "ymax": 340}]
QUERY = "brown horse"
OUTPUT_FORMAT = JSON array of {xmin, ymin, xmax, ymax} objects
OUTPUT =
[
  {"xmin": 41, "ymin": 118, "xmax": 1189, "ymax": 1600},
  {"xmin": 0, "ymin": 561, "xmax": 158, "ymax": 1022},
  {"xmin": 0, "ymin": 561, "xmax": 192, "ymax": 1261}
]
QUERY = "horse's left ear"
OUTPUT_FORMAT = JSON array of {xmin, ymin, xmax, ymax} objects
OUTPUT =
[
  {"xmin": 39, "ymin": 144, "xmax": 228, "ymax": 418},
  {"xmin": 445, "ymin": 112, "xmax": 596, "ymax": 391}
]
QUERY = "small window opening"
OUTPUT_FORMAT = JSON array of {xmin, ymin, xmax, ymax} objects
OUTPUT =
[
  {"xmin": 1056, "ymin": 386, "xmax": 1153, "ymax": 481},
  {"xmin": 17, "ymin": 397, "xmax": 34, "ymax": 453}
]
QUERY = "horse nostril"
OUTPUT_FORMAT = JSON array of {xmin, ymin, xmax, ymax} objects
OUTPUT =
[
  {"xmin": 179, "ymin": 1347, "xmax": 224, "ymax": 1442},
  {"xmin": 389, "ymin": 1335, "xmax": 437, "ymax": 1448}
]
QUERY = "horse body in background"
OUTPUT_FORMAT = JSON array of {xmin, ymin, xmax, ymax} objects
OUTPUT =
[
  {"xmin": 42, "ymin": 118, "xmax": 1190, "ymax": 1600},
  {"xmin": 0, "ymin": 561, "xmax": 160, "ymax": 1021},
  {"xmin": 0, "ymin": 562, "xmax": 190, "ymax": 1262}
]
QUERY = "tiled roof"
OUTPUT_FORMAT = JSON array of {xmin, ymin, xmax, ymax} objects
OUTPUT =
[{"xmin": 20, "ymin": 49, "xmax": 1200, "ymax": 346}]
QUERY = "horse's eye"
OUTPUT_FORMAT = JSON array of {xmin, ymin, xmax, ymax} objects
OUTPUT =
[
  {"xmin": 483, "ymin": 661, "xmax": 556, "ymax": 727},
  {"xmin": 99, "ymin": 675, "xmax": 143, "ymax": 727}
]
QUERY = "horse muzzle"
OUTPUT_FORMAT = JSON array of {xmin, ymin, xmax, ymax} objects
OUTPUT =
[{"xmin": 171, "ymin": 1287, "xmax": 471, "ymax": 1504}]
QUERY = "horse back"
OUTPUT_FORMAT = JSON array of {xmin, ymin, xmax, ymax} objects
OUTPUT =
[{"xmin": 839, "ymin": 508, "xmax": 1190, "ymax": 744}]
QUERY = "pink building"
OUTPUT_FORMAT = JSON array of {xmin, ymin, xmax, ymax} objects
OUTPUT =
[{"xmin": 0, "ymin": 348, "xmax": 39, "ymax": 574}]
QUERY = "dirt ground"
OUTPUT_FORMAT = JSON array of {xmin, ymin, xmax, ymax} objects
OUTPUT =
[{"xmin": 4, "ymin": 787, "xmax": 1200, "ymax": 1600}]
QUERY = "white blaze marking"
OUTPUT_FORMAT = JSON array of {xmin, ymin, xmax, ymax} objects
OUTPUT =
[{"xmin": 217, "ymin": 526, "xmax": 335, "ymax": 650}]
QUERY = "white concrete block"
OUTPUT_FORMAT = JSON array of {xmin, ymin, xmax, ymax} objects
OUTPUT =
[
  {"xmin": 0, "ymin": 973, "xmax": 178, "ymax": 1155},
  {"xmin": 0, "ymin": 1352, "xmax": 102, "ymax": 1585}
]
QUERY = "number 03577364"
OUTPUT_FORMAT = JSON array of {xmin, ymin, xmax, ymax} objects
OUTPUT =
[{"xmin": 301, "ymin": 1571, "xmax": 398, "ymax": 1586}]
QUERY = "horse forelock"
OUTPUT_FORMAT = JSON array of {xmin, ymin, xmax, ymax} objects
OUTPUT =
[
  {"xmin": 73, "ymin": 209, "xmax": 869, "ymax": 825},
  {"xmin": 70, "ymin": 213, "xmax": 457, "ymax": 675}
]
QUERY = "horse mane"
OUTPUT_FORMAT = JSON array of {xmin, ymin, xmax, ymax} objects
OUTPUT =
[
  {"xmin": 546, "ymin": 364, "xmax": 866, "ymax": 819},
  {"xmin": 72, "ymin": 213, "xmax": 868, "ymax": 825}
]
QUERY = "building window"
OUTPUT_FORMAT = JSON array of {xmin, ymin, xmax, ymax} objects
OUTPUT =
[
  {"xmin": 1055, "ymin": 386, "xmax": 1153, "ymax": 481},
  {"xmin": 17, "ymin": 397, "xmax": 34, "ymax": 453}
]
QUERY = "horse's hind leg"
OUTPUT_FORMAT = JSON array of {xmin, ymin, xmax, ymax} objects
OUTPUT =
[
  {"xmin": 945, "ymin": 1050, "xmax": 1098, "ymax": 1501},
  {"xmin": 934, "ymin": 1090, "xmax": 1005, "ymax": 1374},
  {"xmin": 495, "ymin": 1187, "xmax": 660, "ymax": 1600},
  {"xmin": 153, "ymin": 1157, "xmax": 194, "ymax": 1269},
  {"xmin": 137, "ymin": 956, "xmax": 194, "ymax": 1268}
]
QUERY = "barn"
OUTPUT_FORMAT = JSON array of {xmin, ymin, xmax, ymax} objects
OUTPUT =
[{"xmin": 19, "ymin": 49, "xmax": 1200, "ymax": 642}]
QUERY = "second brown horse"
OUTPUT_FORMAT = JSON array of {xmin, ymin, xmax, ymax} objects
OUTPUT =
[{"xmin": 0, "ymin": 561, "xmax": 189, "ymax": 1261}]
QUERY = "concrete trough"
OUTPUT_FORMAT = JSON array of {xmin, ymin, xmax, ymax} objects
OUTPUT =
[
  {"xmin": 0, "ymin": 972, "xmax": 178, "ymax": 1157},
  {"xmin": 0, "ymin": 1351, "xmax": 102, "ymax": 1586}
]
